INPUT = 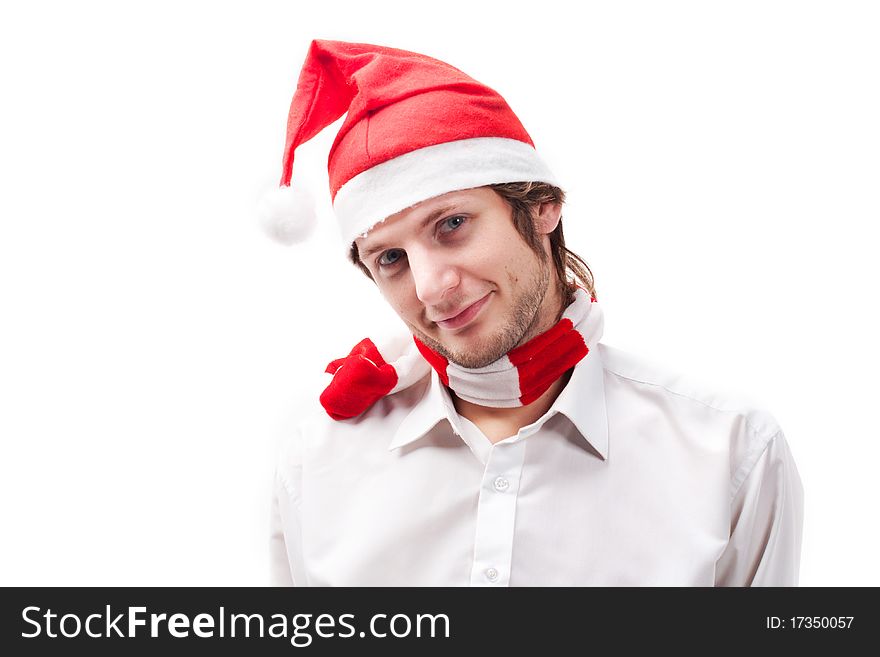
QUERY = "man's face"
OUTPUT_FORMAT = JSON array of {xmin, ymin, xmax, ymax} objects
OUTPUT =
[{"xmin": 355, "ymin": 187, "xmax": 562, "ymax": 369}]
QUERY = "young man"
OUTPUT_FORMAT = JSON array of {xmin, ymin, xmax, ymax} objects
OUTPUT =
[{"xmin": 265, "ymin": 40, "xmax": 804, "ymax": 586}]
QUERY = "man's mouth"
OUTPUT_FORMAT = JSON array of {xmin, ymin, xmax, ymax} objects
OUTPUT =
[{"xmin": 434, "ymin": 293, "xmax": 491, "ymax": 330}]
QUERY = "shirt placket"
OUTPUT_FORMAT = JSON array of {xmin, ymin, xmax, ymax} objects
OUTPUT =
[{"xmin": 469, "ymin": 438, "xmax": 526, "ymax": 586}]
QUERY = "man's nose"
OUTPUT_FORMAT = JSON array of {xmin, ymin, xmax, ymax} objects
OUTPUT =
[{"xmin": 408, "ymin": 250, "xmax": 459, "ymax": 306}]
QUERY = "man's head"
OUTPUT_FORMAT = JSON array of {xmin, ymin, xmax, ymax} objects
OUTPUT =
[
  {"xmin": 351, "ymin": 182, "xmax": 595, "ymax": 368},
  {"xmin": 263, "ymin": 40, "xmax": 598, "ymax": 366}
]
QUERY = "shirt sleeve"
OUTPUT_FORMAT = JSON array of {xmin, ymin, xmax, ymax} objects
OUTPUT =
[
  {"xmin": 268, "ymin": 425, "xmax": 306, "ymax": 587},
  {"xmin": 714, "ymin": 429, "xmax": 805, "ymax": 586}
]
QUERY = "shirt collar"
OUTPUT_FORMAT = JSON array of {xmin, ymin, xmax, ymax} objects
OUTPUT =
[
  {"xmin": 388, "ymin": 343, "xmax": 608, "ymax": 461},
  {"xmin": 386, "ymin": 367, "xmax": 455, "ymax": 452}
]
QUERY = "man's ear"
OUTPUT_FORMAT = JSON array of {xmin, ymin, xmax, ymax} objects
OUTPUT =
[{"xmin": 534, "ymin": 201, "xmax": 562, "ymax": 235}]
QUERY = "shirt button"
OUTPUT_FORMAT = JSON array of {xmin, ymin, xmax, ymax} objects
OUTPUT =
[
  {"xmin": 493, "ymin": 477, "xmax": 510, "ymax": 492},
  {"xmin": 485, "ymin": 568, "xmax": 499, "ymax": 582}
]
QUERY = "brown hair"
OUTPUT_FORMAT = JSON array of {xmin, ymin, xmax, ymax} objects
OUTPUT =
[{"xmin": 348, "ymin": 181, "xmax": 597, "ymax": 304}]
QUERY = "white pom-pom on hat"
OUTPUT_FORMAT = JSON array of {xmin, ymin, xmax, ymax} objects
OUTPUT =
[{"xmin": 257, "ymin": 180, "xmax": 317, "ymax": 245}]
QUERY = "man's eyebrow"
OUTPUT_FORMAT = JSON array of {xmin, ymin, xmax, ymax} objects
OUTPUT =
[{"xmin": 358, "ymin": 203, "xmax": 462, "ymax": 260}]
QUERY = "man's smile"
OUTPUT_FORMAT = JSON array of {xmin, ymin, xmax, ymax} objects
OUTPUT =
[{"xmin": 433, "ymin": 293, "xmax": 492, "ymax": 331}]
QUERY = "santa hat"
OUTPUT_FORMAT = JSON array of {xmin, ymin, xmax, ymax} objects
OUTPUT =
[{"xmin": 259, "ymin": 39, "xmax": 560, "ymax": 247}]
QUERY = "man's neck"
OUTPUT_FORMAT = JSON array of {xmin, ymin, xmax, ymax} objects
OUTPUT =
[{"xmin": 451, "ymin": 368, "xmax": 574, "ymax": 444}]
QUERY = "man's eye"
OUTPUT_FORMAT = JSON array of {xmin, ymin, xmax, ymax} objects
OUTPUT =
[
  {"xmin": 377, "ymin": 248, "xmax": 405, "ymax": 266},
  {"xmin": 439, "ymin": 215, "xmax": 467, "ymax": 234}
]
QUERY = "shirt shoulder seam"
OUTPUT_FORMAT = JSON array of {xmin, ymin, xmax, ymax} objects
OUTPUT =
[
  {"xmin": 601, "ymin": 365, "xmax": 780, "ymax": 441},
  {"xmin": 729, "ymin": 428, "xmax": 783, "ymax": 500}
]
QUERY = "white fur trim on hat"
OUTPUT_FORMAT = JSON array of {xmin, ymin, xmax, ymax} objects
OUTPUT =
[{"xmin": 332, "ymin": 137, "xmax": 560, "ymax": 246}]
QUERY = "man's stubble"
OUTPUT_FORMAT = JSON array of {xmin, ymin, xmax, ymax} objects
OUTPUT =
[{"xmin": 412, "ymin": 262, "xmax": 551, "ymax": 369}]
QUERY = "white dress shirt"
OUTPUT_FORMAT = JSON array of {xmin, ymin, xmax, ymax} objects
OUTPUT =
[{"xmin": 270, "ymin": 341, "xmax": 804, "ymax": 586}]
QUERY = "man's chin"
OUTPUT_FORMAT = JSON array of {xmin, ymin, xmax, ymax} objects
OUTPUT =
[{"xmin": 416, "ymin": 332, "xmax": 509, "ymax": 370}]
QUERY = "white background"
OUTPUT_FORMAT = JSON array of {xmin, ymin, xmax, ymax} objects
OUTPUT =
[{"xmin": 1, "ymin": 0, "xmax": 877, "ymax": 586}]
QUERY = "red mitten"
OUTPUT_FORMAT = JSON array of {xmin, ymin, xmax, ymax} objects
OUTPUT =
[{"xmin": 319, "ymin": 338, "xmax": 399, "ymax": 420}]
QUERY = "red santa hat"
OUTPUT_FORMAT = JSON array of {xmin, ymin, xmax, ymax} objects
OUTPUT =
[{"xmin": 259, "ymin": 39, "xmax": 560, "ymax": 247}]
